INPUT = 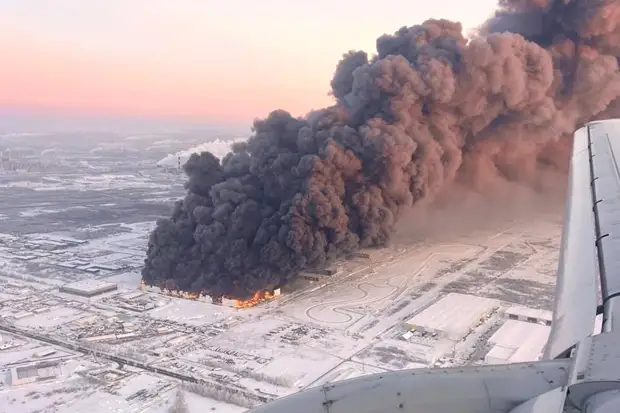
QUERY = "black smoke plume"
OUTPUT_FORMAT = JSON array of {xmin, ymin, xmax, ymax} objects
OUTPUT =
[{"xmin": 142, "ymin": 0, "xmax": 620, "ymax": 300}]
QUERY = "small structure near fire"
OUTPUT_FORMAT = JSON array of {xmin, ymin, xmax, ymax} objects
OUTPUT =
[{"xmin": 299, "ymin": 266, "xmax": 341, "ymax": 283}]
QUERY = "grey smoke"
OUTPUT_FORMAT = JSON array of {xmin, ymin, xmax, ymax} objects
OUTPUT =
[{"xmin": 142, "ymin": 0, "xmax": 620, "ymax": 300}]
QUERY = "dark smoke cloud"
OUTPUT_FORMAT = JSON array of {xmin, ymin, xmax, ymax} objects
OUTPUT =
[{"xmin": 142, "ymin": 0, "xmax": 620, "ymax": 300}]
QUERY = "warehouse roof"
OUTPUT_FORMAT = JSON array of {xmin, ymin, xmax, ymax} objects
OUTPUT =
[
  {"xmin": 487, "ymin": 320, "xmax": 551, "ymax": 364},
  {"xmin": 405, "ymin": 293, "xmax": 499, "ymax": 340}
]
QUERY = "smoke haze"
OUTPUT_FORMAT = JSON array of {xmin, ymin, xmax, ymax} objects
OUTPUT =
[{"xmin": 142, "ymin": 0, "xmax": 620, "ymax": 300}]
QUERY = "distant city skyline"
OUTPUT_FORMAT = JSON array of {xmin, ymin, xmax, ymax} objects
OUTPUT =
[{"xmin": 1, "ymin": 0, "xmax": 498, "ymax": 127}]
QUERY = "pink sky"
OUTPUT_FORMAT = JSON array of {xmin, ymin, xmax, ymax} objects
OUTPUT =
[{"xmin": 0, "ymin": 0, "xmax": 497, "ymax": 124}]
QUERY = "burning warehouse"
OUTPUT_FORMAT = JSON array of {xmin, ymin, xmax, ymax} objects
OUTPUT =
[{"xmin": 233, "ymin": 289, "xmax": 281, "ymax": 309}]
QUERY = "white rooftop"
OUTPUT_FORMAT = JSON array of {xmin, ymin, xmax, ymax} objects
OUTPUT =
[
  {"xmin": 405, "ymin": 293, "xmax": 499, "ymax": 340},
  {"xmin": 62, "ymin": 279, "xmax": 117, "ymax": 293},
  {"xmin": 487, "ymin": 320, "xmax": 551, "ymax": 364},
  {"xmin": 489, "ymin": 319, "xmax": 550, "ymax": 348},
  {"xmin": 485, "ymin": 345, "xmax": 515, "ymax": 365}
]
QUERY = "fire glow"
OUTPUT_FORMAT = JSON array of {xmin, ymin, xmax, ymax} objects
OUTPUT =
[
  {"xmin": 234, "ymin": 291, "xmax": 276, "ymax": 309},
  {"xmin": 140, "ymin": 280, "xmax": 280, "ymax": 307},
  {"xmin": 160, "ymin": 289, "xmax": 201, "ymax": 300}
]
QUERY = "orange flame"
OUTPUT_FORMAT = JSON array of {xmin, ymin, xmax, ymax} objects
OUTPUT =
[
  {"xmin": 234, "ymin": 291, "xmax": 275, "ymax": 308},
  {"xmin": 186, "ymin": 291, "xmax": 200, "ymax": 300},
  {"xmin": 158, "ymin": 289, "xmax": 201, "ymax": 300}
]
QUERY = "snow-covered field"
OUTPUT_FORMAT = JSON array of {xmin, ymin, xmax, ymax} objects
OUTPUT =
[
  {"xmin": 0, "ymin": 210, "xmax": 562, "ymax": 413},
  {"xmin": 0, "ymin": 133, "xmax": 563, "ymax": 413}
]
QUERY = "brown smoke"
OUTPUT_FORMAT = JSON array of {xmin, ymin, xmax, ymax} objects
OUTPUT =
[{"xmin": 142, "ymin": 0, "xmax": 620, "ymax": 300}]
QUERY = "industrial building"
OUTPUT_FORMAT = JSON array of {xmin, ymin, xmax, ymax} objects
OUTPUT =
[
  {"xmin": 504, "ymin": 306, "xmax": 552, "ymax": 326},
  {"xmin": 9, "ymin": 361, "xmax": 61, "ymax": 386},
  {"xmin": 484, "ymin": 319, "xmax": 551, "ymax": 364},
  {"xmin": 299, "ymin": 274, "xmax": 324, "ymax": 282},
  {"xmin": 59, "ymin": 280, "xmax": 118, "ymax": 297},
  {"xmin": 299, "ymin": 270, "xmax": 336, "ymax": 283},
  {"xmin": 404, "ymin": 293, "xmax": 499, "ymax": 340}
]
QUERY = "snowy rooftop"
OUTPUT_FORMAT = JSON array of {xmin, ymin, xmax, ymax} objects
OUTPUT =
[
  {"xmin": 486, "ymin": 320, "xmax": 551, "ymax": 364},
  {"xmin": 60, "ymin": 279, "xmax": 117, "ymax": 294},
  {"xmin": 405, "ymin": 293, "xmax": 499, "ymax": 340},
  {"xmin": 486, "ymin": 345, "xmax": 515, "ymax": 364}
]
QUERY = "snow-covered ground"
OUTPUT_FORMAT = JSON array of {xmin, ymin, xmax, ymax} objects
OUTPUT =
[
  {"xmin": 0, "ymin": 201, "xmax": 563, "ymax": 413},
  {"xmin": 1, "ymin": 174, "xmax": 175, "ymax": 192}
]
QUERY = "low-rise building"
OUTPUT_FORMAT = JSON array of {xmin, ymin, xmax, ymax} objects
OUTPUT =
[
  {"xmin": 404, "ymin": 293, "xmax": 499, "ymax": 341},
  {"xmin": 9, "ymin": 361, "xmax": 60, "ymax": 386},
  {"xmin": 59, "ymin": 280, "xmax": 118, "ymax": 297},
  {"xmin": 484, "ymin": 319, "xmax": 551, "ymax": 365},
  {"xmin": 504, "ymin": 306, "xmax": 552, "ymax": 326}
]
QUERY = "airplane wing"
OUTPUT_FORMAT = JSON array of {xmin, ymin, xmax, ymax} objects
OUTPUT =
[
  {"xmin": 543, "ymin": 122, "xmax": 599, "ymax": 359},
  {"xmin": 245, "ymin": 120, "xmax": 620, "ymax": 413},
  {"xmin": 585, "ymin": 120, "xmax": 620, "ymax": 332}
]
